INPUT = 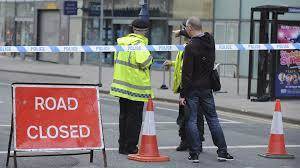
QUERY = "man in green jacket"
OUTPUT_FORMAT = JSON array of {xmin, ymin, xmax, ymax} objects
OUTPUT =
[
  {"xmin": 163, "ymin": 28, "xmax": 205, "ymax": 151},
  {"xmin": 110, "ymin": 19, "xmax": 153, "ymax": 155}
]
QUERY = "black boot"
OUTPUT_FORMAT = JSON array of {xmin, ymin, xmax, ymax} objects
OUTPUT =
[
  {"xmin": 176, "ymin": 140, "xmax": 189, "ymax": 151},
  {"xmin": 119, "ymin": 146, "xmax": 127, "ymax": 154},
  {"xmin": 119, "ymin": 145, "xmax": 138, "ymax": 155}
]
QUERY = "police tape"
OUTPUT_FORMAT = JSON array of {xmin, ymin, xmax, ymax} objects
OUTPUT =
[{"xmin": 0, "ymin": 43, "xmax": 299, "ymax": 53}]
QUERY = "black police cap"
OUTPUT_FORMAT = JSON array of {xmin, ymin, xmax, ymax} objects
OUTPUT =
[{"xmin": 131, "ymin": 19, "xmax": 150, "ymax": 29}]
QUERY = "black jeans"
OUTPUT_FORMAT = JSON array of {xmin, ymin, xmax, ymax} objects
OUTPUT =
[
  {"xmin": 119, "ymin": 98, "xmax": 144, "ymax": 151},
  {"xmin": 177, "ymin": 104, "xmax": 205, "ymax": 143},
  {"xmin": 185, "ymin": 89, "xmax": 227, "ymax": 155}
]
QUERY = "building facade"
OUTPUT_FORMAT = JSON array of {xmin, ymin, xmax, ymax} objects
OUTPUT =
[{"xmin": 0, "ymin": 0, "xmax": 299, "ymax": 77}]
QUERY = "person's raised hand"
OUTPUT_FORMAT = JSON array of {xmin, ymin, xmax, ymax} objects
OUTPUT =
[
  {"xmin": 163, "ymin": 60, "xmax": 172, "ymax": 67},
  {"xmin": 172, "ymin": 30, "xmax": 181, "ymax": 37}
]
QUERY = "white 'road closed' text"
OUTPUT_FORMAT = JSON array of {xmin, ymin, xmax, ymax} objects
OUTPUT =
[
  {"xmin": 35, "ymin": 97, "xmax": 78, "ymax": 111},
  {"xmin": 27, "ymin": 125, "xmax": 90, "ymax": 139}
]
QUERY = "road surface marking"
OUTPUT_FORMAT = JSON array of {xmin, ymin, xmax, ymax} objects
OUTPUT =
[
  {"xmin": 103, "ymin": 121, "xmax": 240, "ymax": 125},
  {"xmin": 155, "ymin": 106, "xmax": 177, "ymax": 112},
  {"xmin": 153, "ymin": 144, "xmax": 300, "ymax": 150},
  {"xmin": 154, "ymin": 99, "xmax": 300, "ymax": 129},
  {"xmin": 100, "ymin": 97, "xmax": 299, "ymax": 129},
  {"xmin": 0, "ymin": 101, "xmax": 4, "ymax": 104},
  {"xmin": 100, "ymin": 98, "xmax": 242, "ymax": 124},
  {"xmin": 218, "ymin": 111, "xmax": 300, "ymax": 129},
  {"xmin": 0, "ymin": 119, "xmax": 240, "ymax": 128},
  {"xmin": 1, "ymin": 145, "xmax": 300, "ymax": 154},
  {"xmin": 0, "ymin": 82, "xmax": 10, "ymax": 86},
  {"xmin": 155, "ymin": 107, "xmax": 241, "ymax": 124}
]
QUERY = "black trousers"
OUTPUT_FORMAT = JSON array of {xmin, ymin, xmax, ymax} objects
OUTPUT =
[
  {"xmin": 177, "ymin": 104, "xmax": 205, "ymax": 143},
  {"xmin": 119, "ymin": 98, "xmax": 144, "ymax": 151}
]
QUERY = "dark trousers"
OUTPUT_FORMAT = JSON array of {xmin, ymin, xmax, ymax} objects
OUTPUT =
[
  {"xmin": 185, "ymin": 89, "xmax": 227, "ymax": 155},
  {"xmin": 177, "ymin": 105, "xmax": 205, "ymax": 143},
  {"xmin": 119, "ymin": 98, "xmax": 144, "ymax": 151}
]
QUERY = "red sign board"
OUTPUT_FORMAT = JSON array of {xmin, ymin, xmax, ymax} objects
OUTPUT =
[{"xmin": 13, "ymin": 84, "xmax": 104, "ymax": 151}]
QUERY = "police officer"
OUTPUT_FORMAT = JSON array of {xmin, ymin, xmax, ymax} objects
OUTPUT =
[
  {"xmin": 163, "ymin": 26, "xmax": 205, "ymax": 152},
  {"xmin": 110, "ymin": 19, "xmax": 154, "ymax": 155}
]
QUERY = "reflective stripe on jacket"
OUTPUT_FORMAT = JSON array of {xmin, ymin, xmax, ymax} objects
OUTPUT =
[
  {"xmin": 110, "ymin": 33, "xmax": 154, "ymax": 102},
  {"xmin": 172, "ymin": 51, "xmax": 184, "ymax": 93}
]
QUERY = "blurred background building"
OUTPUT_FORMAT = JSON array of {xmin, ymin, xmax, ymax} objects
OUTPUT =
[{"xmin": 0, "ymin": 0, "xmax": 299, "ymax": 77}]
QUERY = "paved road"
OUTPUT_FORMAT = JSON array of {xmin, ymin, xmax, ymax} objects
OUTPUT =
[{"xmin": 0, "ymin": 74, "xmax": 299, "ymax": 168}]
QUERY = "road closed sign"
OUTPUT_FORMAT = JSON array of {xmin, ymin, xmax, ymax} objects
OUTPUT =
[{"xmin": 13, "ymin": 84, "xmax": 104, "ymax": 151}]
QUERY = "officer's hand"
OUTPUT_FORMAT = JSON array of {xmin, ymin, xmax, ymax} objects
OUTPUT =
[
  {"xmin": 163, "ymin": 60, "xmax": 172, "ymax": 66},
  {"xmin": 172, "ymin": 30, "xmax": 181, "ymax": 37}
]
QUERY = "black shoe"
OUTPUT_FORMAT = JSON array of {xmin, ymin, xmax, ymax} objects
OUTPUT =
[
  {"xmin": 217, "ymin": 152, "xmax": 234, "ymax": 162},
  {"xmin": 176, "ymin": 141, "xmax": 189, "ymax": 151},
  {"xmin": 127, "ymin": 147, "xmax": 138, "ymax": 154},
  {"xmin": 119, "ymin": 148, "xmax": 128, "ymax": 155},
  {"xmin": 119, "ymin": 147, "xmax": 138, "ymax": 155},
  {"xmin": 188, "ymin": 153, "xmax": 199, "ymax": 163}
]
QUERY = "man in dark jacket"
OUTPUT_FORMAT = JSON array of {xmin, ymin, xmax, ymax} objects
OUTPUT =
[
  {"xmin": 164, "ymin": 26, "xmax": 205, "ymax": 151},
  {"xmin": 180, "ymin": 16, "xmax": 234, "ymax": 163}
]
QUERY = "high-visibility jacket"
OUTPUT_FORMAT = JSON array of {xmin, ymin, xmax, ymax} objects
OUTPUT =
[
  {"xmin": 110, "ymin": 33, "xmax": 154, "ymax": 102},
  {"xmin": 172, "ymin": 51, "xmax": 184, "ymax": 93}
]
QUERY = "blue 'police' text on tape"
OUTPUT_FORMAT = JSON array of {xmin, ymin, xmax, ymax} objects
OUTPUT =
[{"xmin": 0, "ymin": 43, "xmax": 299, "ymax": 53}]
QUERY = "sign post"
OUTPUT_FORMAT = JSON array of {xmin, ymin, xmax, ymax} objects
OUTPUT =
[{"xmin": 6, "ymin": 83, "xmax": 107, "ymax": 168}]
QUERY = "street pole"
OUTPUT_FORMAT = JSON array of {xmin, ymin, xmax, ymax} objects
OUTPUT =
[
  {"xmin": 13, "ymin": 1, "xmax": 17, "ymax": 58},
  {"xmin": 139, "ymin": 0, "xmax": 149, "ymax": 21},
  {"xmin": 139, "ymin": 1, "xmax": 167, "ymax": 90},
  {"xmin": 98, "ymin": 0, "xmax": 104, "ymax": 87}
]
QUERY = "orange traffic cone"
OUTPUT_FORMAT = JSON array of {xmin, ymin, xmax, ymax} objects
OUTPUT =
[
  {"xmin": 128, "ymin": 98, "xmax": 170, "ymax": 162},
  {"xmin": 258, "ymin": 99, "xmax": 294, "ymax": 159}
]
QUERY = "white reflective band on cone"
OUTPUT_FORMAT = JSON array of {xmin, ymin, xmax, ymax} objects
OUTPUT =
[
  {"xmin": 142, "ymin": 111, "xmax": 156, "ymax": 136},
  {"xmin": 270, "ymin": 111, "xmax": 284, "ymax": 134}
]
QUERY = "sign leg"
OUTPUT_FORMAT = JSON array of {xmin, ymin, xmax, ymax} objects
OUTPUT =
[
  {"xmin": 89, "ymin": 150, "xmax": 94, "ymax": 163},
  {"xmin": 13, "ymin": 151, "xmax": 17, "ymax": 168},
  {"xmin": 6, "ymin": 115, "xmax": 13, "ymax": 167},
  {"xmin": 102, "ymin": 148, "xmax": 107, "ymax": 167}
]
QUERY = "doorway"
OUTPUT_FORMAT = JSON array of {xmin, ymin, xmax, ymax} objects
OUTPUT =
[{"xmin": 37, "ymin": 10, "xmax": 60, "ymax": 62}]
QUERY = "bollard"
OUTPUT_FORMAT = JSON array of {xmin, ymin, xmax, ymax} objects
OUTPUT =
[
  {"xmin": 168, "ymin": 67, "xmax": 172, "ymax": 90},
  {"xmin": 99, "ymin": 54, "xmax": 102, "ymax": 87},
  {"xmin": 160, "ymin": 66, "xmax": 168, "ymax": 89},
  {"xmin": 237, "ymin": 64, "xmax": 240, "ymax": 95}
]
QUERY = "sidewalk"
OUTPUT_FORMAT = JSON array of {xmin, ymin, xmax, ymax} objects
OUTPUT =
[{"xmin": 0, "ymin": 56, "xmax": 299, "ymax": 124}]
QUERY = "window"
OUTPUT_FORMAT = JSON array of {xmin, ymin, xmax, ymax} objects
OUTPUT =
[
  {"xmin": 149, "ymin": 0, "xmax": 168, "ymax": 17},
  {"xmin": 169, "ymin": 0, "xmax": 213, "ymax": 19},
  {"xmin": 113, "ymin": 0, "xmax": 140, "ymax": 17}
]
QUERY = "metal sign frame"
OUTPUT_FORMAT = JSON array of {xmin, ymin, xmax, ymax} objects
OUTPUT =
[{"xmin": 6, "ymin": 83, "xmax": 107, "ymax": 168}]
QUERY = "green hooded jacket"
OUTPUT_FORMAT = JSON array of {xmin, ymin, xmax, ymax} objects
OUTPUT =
[{"xmin": 110, "ymin": 33, "xmax": 154, "ymax": 102}]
